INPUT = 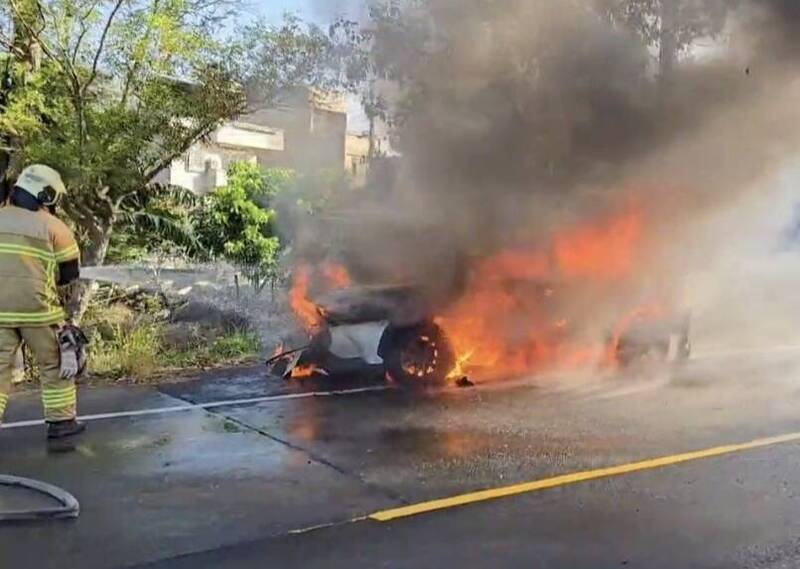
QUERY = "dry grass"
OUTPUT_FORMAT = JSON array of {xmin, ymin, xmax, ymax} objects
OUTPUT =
[{"xmin": 89, "ymin": 321, "xmax": 162, "ymax": 381}]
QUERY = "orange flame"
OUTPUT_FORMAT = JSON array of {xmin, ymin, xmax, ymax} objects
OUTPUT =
[
  {"xmin": 289, "ymin": 260, "xmax": 353, "ymax": 344},
  {"xmin": 322, "ymin": 262, "xmax": 352, "ymax": 288},
  {"xmin": 291, "ymin": 364, "xmax": 322, "ymax": 379},
  {"xmin": 289, "ymin": 264, "xmax": 324, "ymax": 333},
  {"xmin": 555, "ymin": 208, "xmax": 643, "ymax": 280},
  {"xmin": 437, "ymin": 205, "xmax": 648, "ymax": 381}
]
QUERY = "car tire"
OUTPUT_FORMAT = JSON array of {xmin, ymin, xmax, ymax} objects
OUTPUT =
[{"xmin": 380, "ymin": 322, "xmax": 455, "ymax": 387}]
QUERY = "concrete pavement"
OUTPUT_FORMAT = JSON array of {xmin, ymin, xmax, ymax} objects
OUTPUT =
[{"xmin": 2, "ymin": 351, "xmax": 800, "ymax": 568}]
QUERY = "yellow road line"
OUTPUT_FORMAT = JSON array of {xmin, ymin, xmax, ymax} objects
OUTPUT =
[{"xmin": 369, "ymin": 431, "xmax": 800, "ymax": 522}]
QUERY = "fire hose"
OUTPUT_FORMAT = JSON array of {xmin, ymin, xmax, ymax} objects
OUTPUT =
[
  {"xmin": 0, "ymin": 475, "xmax": 80, "ymax": 522},
  {"xmin": 0, "ymin": 327, "xmax": 87, "ymax": 522}
]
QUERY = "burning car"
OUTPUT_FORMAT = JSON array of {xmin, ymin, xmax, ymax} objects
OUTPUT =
[
  {"xmin": 268, "ymin": 204, "xmax": 691, "ymax": 385},
  {"xmin": 267, "ymin": 276, "xmax": 691, "ymax": 386},
  {"xmin": 267, "ymin": 284, "xmax": 456, "ymax": 386}
]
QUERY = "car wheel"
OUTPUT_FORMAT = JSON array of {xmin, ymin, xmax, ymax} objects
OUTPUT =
[{"xmin": 381, "ymin": 322, "xmax": 455, "ymax": 387}]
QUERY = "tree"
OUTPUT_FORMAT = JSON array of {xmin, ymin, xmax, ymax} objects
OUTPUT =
[
  {"xmin": 107, "ymin": 184, "xmax": 200, "ymax": 264},
  {"xmin": 0, "ymin": 0, "xmax": 43, "ymax": 178},
  {"xmin": 0, "ymin": 0, "xmax": 350, "ymax": 312},
  {"xmin": 601, "ymin": 0, "xmax": 734, "ymax": 81},
  {"xmin": 193, "ymin": 162, "xmax": 283, "ymax": 294},
  {"xmin": 223, "ymin": 160, "xmax": 295, "ymax": 209},
  {"xmin": 236, "ymin": 14, "xmax": 358, "ymax": 108},
  {"xmin": 1, "ymin": 0, "xmax": 244, "ymax": 266}
]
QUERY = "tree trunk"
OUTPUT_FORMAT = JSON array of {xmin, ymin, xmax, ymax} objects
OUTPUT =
[
  {"xmin": 12, "ymin": 0, "xmax": 43, "ymax": 74},
  {"xmin": 81, "ymin": 220, "xmax": 113, "ymax": 266},
  {"xmin": 1, "ymin": 0, "xmax": 41, "ymax": 188},
  {"xmin": 368, "ymin": 113, "xmax": 376, "ymax": 161},
  {"xmin": 69, "ymin": 221, "xmax": 113, "ymax": 322},
  {"xmin": 659, "ymin": 0, "xmax": 679, "ymax": 87}
]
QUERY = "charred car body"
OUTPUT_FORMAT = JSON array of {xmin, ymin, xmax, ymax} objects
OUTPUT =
[
  {"xmin": 269, "ymin": 285, "xmax": 456, "ymax": 385},
  {"xmin": 267, "ymin": 279, "xmax": 690, "ymax": 386}
]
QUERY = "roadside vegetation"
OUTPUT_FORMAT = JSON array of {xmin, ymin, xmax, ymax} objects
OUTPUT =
[
  {"xmin": 80, "ymin": 161, "xmax": 297, "ymax": 383},
  {"xmin": 13, "ymin": 283, "xmax": 261, "ymax": 385},
  {"xmin": 87, "ymin": 311, "xmax": 262, "ymax": 383}
]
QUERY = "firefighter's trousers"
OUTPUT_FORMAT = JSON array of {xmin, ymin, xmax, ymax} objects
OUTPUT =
[{"xmin": 0, "ymin": 326, "xmax": 76, "ymax": 423}]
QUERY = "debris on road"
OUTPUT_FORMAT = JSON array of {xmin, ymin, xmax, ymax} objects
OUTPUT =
[{"xmin": 455, "ymin": 376, "xmax": 475, "ymax": 388}]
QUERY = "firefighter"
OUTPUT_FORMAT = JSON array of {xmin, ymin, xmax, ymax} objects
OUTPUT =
[{"xmin": 0, "ymin": 164, "xmax": 84, "ymax": 439}]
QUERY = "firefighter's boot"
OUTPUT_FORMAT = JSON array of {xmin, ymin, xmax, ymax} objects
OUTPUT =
[{"xmin": 47, "ymin": 419, "xmax": 86, "ymax": 439}]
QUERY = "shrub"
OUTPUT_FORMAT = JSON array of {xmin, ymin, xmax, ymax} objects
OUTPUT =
[
  {"xmin": 192, "ymin": 162, "xmax": 283, "ymax": 293},
  {"xmin": 79, "ymin": 281, "xmax": 261, "ymax": 382},
  {"xmin": 90, "ymin": 321, "xmax": 162, "ymax": 381},
  {"xmin": 209, "ymin": 332, "xmax": 262, "ymax": 360},
  {"xmin": 107, "ymin": 185, "xmax": 200, "ymax": 265}
]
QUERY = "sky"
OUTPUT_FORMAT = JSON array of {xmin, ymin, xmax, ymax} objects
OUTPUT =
[
  {"xmin": 251, "ymin": 0, "xmax": 371, "ymax": 133},
  {"xmin": 253, "ymin": 0, "xmax": 313, "ymax": 21},
  {"xmin": 253, "ymin": 0, "xmax": 365, "ymax": 24}
]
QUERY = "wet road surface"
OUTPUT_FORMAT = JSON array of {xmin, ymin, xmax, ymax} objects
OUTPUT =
[{"xmin": 2, "ymin": 351, "xmax": 800, "ymax": 568}]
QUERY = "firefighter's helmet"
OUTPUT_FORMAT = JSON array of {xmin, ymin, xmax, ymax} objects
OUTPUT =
[{"xmin": 15, "ymin": 164, "xmax": 67, "ymax": 207}]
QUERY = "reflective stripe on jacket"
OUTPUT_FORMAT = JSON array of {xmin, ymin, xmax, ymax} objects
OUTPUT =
[{"xmin": 0, "ymin": 206, "xmax": 80, "ymax": 327}]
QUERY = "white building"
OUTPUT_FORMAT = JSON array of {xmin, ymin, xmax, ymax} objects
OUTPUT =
[
  {"xmin": 157, "ymin": 121, "xmax": 286, "ymax": 194},
  {"xmin": 155, "ymin": 89, "xmax": 380, "ymax": 194}
]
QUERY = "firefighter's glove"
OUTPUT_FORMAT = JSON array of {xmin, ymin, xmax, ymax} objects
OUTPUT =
[
  {"xmin": 58, "ymin": 325, "xmax": 88, "ymax": 380},
  {"xmin": 60, "ymin": 348, "xmax": 79, "ymax": 380}
]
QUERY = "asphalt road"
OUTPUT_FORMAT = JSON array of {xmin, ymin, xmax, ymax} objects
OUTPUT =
[
  {"xmin": 140, "ymin": 445, "xmax": 800, "ymax": 569},
  {"xmin": 3, "ymin": 349, "xmax": 800, "ymax": 568}
]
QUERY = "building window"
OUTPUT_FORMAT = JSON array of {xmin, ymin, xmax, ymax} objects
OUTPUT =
[{"xmin": 185, "ymin": 149, "xmax": 206, "ymax": 173}]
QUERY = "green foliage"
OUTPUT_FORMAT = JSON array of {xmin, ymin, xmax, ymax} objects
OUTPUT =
[
  {"xmin": 90, "ymin": 321, "xmax": 162, "ymax": 380},
  {"xmin": 83, "ymin": 285, "xmax": 260, "ymax": 381},
  {"xmin": 193, "ymin": 162, "xmax": 284, "ymax": 291},
  {"xmin": 108, "ymin": 184, "xmax": 199, "ymax": 263},
  {"xmin": 105, "ymin": 232, "xmax": 149, "ymax": 264},
  {"xmin": 225, "ymin": 161, "xmax": 269, "ymax": 199},
  {"xmin": 89, "ymin": 319, "xmax": 260, "ymax": 380},
  {"xmin": 260, "ymin": 167, "xmax": 296, "ymax": 201},
  {"xmin": 208, "ymin": 332, "xmax": 261, "ymax": 360},
  {"xmin": 84, "ymin": 286, "xmax": 164, "ymax": 380},
  {"xmin": 161, "ymin": 330, "xmax": 261, "ymax": 368},
  {"xmin": 4, "ymin": 0, "xmax": 244, "ymax": 179},
  {"xmin": 1, "ymin": 0, "xmax": 350, "ymax": 266},
  {"xmin": 225, "ymin": 161, "xmax": 295, "ymax": 202},
  {"xmin": 234, "ymin": 14, "xmax": 361, "ymax": 107},
  {"xmin": 105, "ymin": 162, "xmax": 295, "ymax": 280}
]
